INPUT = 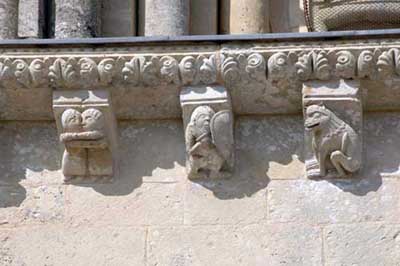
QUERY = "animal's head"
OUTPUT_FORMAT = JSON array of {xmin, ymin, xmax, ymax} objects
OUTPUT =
[{"xmin": 304, "ymin": 105, "xmax": 331, "ymax": 131}]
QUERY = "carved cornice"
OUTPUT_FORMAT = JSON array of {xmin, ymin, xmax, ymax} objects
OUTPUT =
[
  {"xmin": 2, "ymin": 39, "xmax": 400, "ymax": 120},
  {"xmin": 2, "ymin": 46, "xmax": 400, "ymax": 89}
]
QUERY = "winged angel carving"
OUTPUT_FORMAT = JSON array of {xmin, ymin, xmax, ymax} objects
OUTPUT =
[{"xmin": 185, "ymin": 106, "xmax": 234, "ymax": 179}]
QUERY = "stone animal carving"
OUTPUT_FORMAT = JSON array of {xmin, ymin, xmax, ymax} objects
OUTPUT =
[
  {"xmin": 60, "ymin": 108, "xmax": 111, "ymax": 179},
  {"xmin": 304, "ymin": 105, "xmax": 361, "ymax": 178},
  {"xmin": 185, "ymin": 106, "xmax": 233, "ymax": 179}
]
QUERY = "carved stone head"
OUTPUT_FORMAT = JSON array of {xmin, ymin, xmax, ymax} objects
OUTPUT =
[
  {"xmin": 304, "ymin": 105, "xmax": 331, "ymax": 132},
  {"xmin": 190, "ymin": 105, "xmax": 215, "ymax": 138},
  {"xmin": 61, "ymin": 109, "xmax": 82, "ymax": 133},
  {"xmin": 82, "ymin": 108, "xmax": 105, "ymax": 132}
]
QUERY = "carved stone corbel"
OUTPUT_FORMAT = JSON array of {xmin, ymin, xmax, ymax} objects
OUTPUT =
[
  {"xmin": 180, "ymin": 85, "xmax": 234, "ymax": 179},
  {"xmin": 302, "ymin": 79, "xmax": 362, "ymax": 179},
  {"xmin": 53, "ymin": 90, "xmax": 118, "ymax": 182}
]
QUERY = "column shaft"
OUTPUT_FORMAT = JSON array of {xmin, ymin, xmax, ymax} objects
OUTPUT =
[
  {"xmin": 55, "ymin": 0, "xmax": 100, "ymax": 38},
  {"xmin": 221, "ymin": 0, "xmax": 270, "ymax": 34},
  {"xmin": 0, "ymin": 0, "xmax": 19, "ymax": 39},
  {"xmin": 190, "ymin": 0, "xmax": 217, "ymax": 35},
  {"xmin": 139, "ymin": 0, "xmax": 190, "ymax": 36},
  {"xmin": 102, "ymin": 0, "xmax": 136, "ymax": 36}
]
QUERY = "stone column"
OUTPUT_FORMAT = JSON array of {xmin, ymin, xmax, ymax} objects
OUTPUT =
[
  {"xmin": 0, "ymin": 0, "xmax": 19, "ymax": 39},
  {"xmin": 220, "ymin": 0, "xmax": 270, "ymax": 34},
  {"xmin": 55, "ymin": 0, "xmax": 100, "ymax": 38},
  {"xmin": 138, "ymin": 0, "xmax": 190, "ymax": 36},
  {"xmin": 190, "ymin": 0, "xmax": 217, "ymax": 35},
  {"xmin": 18, "ymin": 0, "xmax": 45, "ymax": 38},
  {"xmin": 102, "ymin": 0, "xmax": 136, "ymax": 37}
]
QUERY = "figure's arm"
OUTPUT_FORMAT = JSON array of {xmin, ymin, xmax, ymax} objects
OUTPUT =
[
  {"xmin": 341, "ymin": 132, "xmax": 349, "ymax": 154},
  {"xmin": 185, "ymin": 125, "xmax": 196, "ymax": 153}
]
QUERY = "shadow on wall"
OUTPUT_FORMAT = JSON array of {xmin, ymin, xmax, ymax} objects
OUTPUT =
[
  {"xmin": 0, "ymin": 122, "xmax": 62, "ymax": 208},
  {"xmin": 77, "ymin": 120, "xmax": 187, "ymax": 196},
  {"xmin": 1, "ymin": 113, "xmax": 399, "ymax": 208}
]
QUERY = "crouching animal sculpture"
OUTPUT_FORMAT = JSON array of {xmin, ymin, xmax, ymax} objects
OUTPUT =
[
  {"xmin": 304, "ymin": 105, "xmax": 361, "ymax": 178},
  {"xmin": 185, "ymin": 106, "xmax": 234, "ymax": 179}
]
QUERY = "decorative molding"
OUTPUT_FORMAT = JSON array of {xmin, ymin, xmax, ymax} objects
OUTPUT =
[
  {"xmin": 3, "ymin": 45, "xmax": 400, "ymax": 90},
  {"xmin": 180, "ymin": 85, "xmax": 234, "ymax": 179},
  {"xmin": 53, "ymin": 90, "xmax": 118, "ymax": 182}
]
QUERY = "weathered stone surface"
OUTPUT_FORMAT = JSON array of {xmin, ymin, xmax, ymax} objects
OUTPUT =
[
  {"xmin": 55, "ymin": 0, "xmax": 100, "ymax": 38},
  {"xmin": 324, "ymin": 224, "xmax": 400, "ymax": 266},
  {"xmin": 101, "ymin": 0, "xmax": 136, "ymax": 37},
  {"xmin": 220, "ymin": 0, "xmax": 270, "ymax": 34},
  {"xmin": 0, "ymin": 122, "xmax": 62, "ymax": 186},
  {"xmin": 236, "ymin": 116, "xmax": 304, "ymax": 181},
  {"xmin": 65, "ymin": 183, "xmax": 183, "ymax": 226},
  {"xmin": 0, "ymin": 0, "xmax": 18, "ymax": 39},
  {"xmin": 139, "ymin": 0, "xmax": 190, "ymax": 36},
  {"xmin": 0, "ymin": 226, "xmax": 146, "ymax": 265},
  {"xmin": 148, "ymin": 224, "xmax": 322, "ymax": 266},
  {"xmin": 190, "ymin": 0, "xmax": 217, "ymax": 35},
  {"xmin": 184, "ymin": 181, "xmax": 267, "ymax": 225},
  {"xmin": 0, "ymin": 185, "xmax": 64, "ymax": 226},
  {"xmin": 268, "ymin": 179, "xmax": 400, "ymax": 224},
  {"xmin": 270, "ymin": 0, "xmax": 306, "ymax": 32},
  {"xmin": 18, "ymin": 0, "xmax": 44, "ymax": 38}
]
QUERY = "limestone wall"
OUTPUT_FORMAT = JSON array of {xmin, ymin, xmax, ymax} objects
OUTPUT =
[{"xmin": 0, "ymin": 114, "xmax": 399, "ymax": 265}]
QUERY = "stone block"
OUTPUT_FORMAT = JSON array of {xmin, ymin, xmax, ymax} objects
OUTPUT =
[
  {"xmin": 267, "ymin": 179, "xmax": 400, "ymax": 224},
  {"xmin": 184, "ymin": 181, "xmax": 267, "ymax": 225},
  {"xmin": 0, "ymin": 226, "xmax": 146, "ymax": 265},
  {"xmin": 0, "ymin": 185, "xmax": 65, "ymax": 226},
  {"xmin": 65, "ymin": 183, "xmax": 183, "ymax": 226},
  {"xmin": 18, "ymin": 0, "xmax": 44, "ymax": 38},
  {"xmin": 180, "ymin": 86, "xmax": 234, "ymax": 179},
  {"xmin": 119, "ymin": 121, "xmax": 186, "ymax": 183},
  {"xmin": 53, "ymin": 90, "xmax": 118, "ymax": 182},
  {"xmin": 303, "ymin": 80, "xmax": 363, "ymax": 179},
  {"xmin": 324, "ymin": 224, "xmax": 400, "ymax": 266},
  {"xmin": 147, "ymin": 224, "xmax": 322, "ymax": 266}
]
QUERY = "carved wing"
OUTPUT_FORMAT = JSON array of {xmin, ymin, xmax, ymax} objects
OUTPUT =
[{"xmin": 210, "ymin": 110, "xmax": 234, "ymax": 169}]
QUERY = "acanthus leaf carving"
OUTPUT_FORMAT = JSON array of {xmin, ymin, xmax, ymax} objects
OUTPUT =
[
  {"xmin": 0, "ymin": 58, "xmax": 15, "ymax": 88},
  {"xmin": 160, "ymin": 56, "xmax": 180, "ymax": 85},
  {"xmin": 268, "ymin": 52, "xmax": 297, "ymax": 81},
  {"xmin": 179, "ymin": 56, "xmax": 197, "ymax": 85},
  {"xmin": 78, "ymin": 57, "xmax": 99, "ymax": 87},
  {"xmin": 198, "ymin": 54, "xmax": 218, "ymax": 85},
  {"xmin": 29, "ymin": 58, "xmax": 50, "ymax": 87},
  {"xmin": 376, "ymin": 49, "xmax": 395, "ymax": 79},
  {"xmin": 98, "ymin": 58, "xmax": 116, "ymax": 85},
  {"xmin": 13, "ymin": 59, "xmax": 31, "ymax": 88},
  {"xmin": 122, "ymin": 56, "xmax": 141, "ymax": 85},
  {"xmin": 221, "ymin": 55, "xmax": 242, "ymax": 86},
  {"xmin": 313, "ymin": 50, "xmax": 332, "ymax": 81},
  {"xmin": 49, "ymin": 58, "xmax": 78, "ymax": 88},
  {"xmin": 295, "ymin": 52, "xmax": 313, "ymax": 81},
  {"xmin": 245, "ymin": 53, "xmax": 266, "ymax": 83},
  {"xmin": 357, "ymin": 50, "xmax": 378, "ymax": 79},
  {"xmin": 141, "ymin": 56, "xmax": 160, "ymax": 86},
  {"xmin": 335, "ymin": 51, "xmax": 356, "ymax": 79}
]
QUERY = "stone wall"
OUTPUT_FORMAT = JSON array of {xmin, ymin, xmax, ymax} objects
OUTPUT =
[
  {"xmin": 0, "ymin": 2, "xmax": 398, "ymax": 265},
  {"xmin": 1, "ymin": 114, "xmax": 399, "ymax": 265}
]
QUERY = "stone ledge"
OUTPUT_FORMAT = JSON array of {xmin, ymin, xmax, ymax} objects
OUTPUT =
[{"xmin": 1, "ymin": 34, "xmax": 400, "ymax": 120}]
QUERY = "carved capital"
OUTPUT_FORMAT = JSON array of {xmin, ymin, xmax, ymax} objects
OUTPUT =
[
  {"xmin": 53, "ymin": 90, "xmax": 118, "ymax": 182},
  {"xmin": 180, "ymin": 85, "xmax": 234, "ymax": 179},
  {"xmin": 302, "ymin": 80, "xmax": 363, "ymax": 179}
]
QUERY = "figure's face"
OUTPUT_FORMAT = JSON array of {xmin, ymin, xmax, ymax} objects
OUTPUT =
[
  {"xmin": 195, "ymin": 113, "xmax": 212, "ymax": 132},
  {"xmin": 305, "ymin": 105, "xmax": 330, "ymax": 131},
  {"xmin": 62, "ymin": 109, "xmax": 82, "ymax": 132},
  {"xmin": 81, "ymin": 109, "xmax": 104, "ymax": 131}
]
